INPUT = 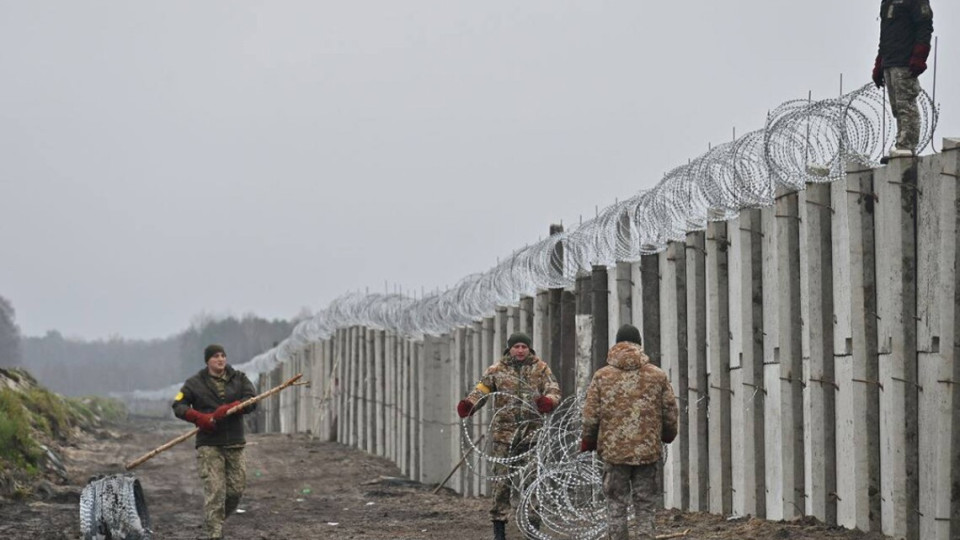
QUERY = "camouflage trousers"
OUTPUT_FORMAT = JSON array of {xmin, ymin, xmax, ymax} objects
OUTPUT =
[
  {"xmin": 602, "ymin": 462, "xmax": 658, "ymax": 540},
  {"xmin": 489, "ymin": 441, "xmax": 539, "ymax": 526},
  {"xmin": 197, "ymin": 445, "xmax": 247, "ymax": 539},
  {"xmin": 885, "ymin": 66, "xmax": 922, "ymax": 152}
]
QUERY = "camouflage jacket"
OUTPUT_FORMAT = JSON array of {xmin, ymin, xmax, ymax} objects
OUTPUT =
[
  {"xmin": 463, "ymin": 354, "xmax": 561, "ymax": 445},
  {"xmin": 581, "ymin": 342, "xmax": 679, "ymax": 465}
]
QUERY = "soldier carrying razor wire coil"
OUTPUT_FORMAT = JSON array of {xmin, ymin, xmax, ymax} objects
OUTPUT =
[{"xmin": 456, "ymin": 332, "xmax": 561, "ymax": 540}]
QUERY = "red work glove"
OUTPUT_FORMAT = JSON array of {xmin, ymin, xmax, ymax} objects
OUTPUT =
[
  {"xmin": 872, "ymin": 54, "xmax": 884, "ymax": 88},
  {"xmin": 456, "ymin": 400, "xmax": 475, "ymax": 419},
  {"xmin": 909, "ymin": 43, "xmax": 931, "ymax": 77},
  {"xmin": 213, "ymin": 401, "xmax": 242, "ymax": 421},
  {"xmin": 535, "ymin": 396, "xmax": 555, "ymax": 414},
  {"xmin": 184, "ymin": 408, "xmax": 217, "ymax": 432},
  {"xmin": 580, "ymin": 438, "xmax": 597, "ymax": 453}
]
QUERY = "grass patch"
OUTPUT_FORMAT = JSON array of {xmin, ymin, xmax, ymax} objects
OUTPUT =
[{"xmin": 0, "ymin": 389, "xmax": 43, "ymax": 472}]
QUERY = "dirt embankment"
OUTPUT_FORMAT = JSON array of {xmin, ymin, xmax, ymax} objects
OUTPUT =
[{"xmin": 0, "ymin": 412, "xmax": 891, "ymax": 540}]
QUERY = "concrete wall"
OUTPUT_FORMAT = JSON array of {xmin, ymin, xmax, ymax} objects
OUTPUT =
[{"xmin": 257, "ymin": 143, "xmax": 960, "ymax": 540}]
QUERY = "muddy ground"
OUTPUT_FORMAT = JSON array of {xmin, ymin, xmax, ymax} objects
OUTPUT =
[{"xmin": 0, "ymin": 417, "xmax": 889, "ymax": 539}]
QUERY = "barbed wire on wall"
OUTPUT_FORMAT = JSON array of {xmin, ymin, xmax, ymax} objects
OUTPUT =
[{"xmin": 129, "ymin": 83, "xmax": 937, "ymax": 400}]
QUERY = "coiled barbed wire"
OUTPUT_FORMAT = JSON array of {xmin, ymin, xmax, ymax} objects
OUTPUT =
[{"xmin": 130, "ymin": 83, "xmax": 937, "ymax": 400}]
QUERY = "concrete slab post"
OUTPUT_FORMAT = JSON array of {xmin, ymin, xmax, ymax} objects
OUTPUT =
[
  {"xmin": 592, "ymin": 265, "xmax": 610, "ymax": 376},
  {"xmin": 412, "ymin": 340, "xmax": 423, "ymax": 481},
  {"xmin": 520, "ymin": 296, "xmax": 535, "ymax": 336},
  {"xmin": 495, "ymin": 308, "xmax": 508, "ymax": 361},
  {"xmin": 350, "ymin": 326, "xmax": 360, "ymax": 447},
  {"xmin": 507, "ymin": 306, "xmax": 520, "ymax": 337},
  {"xmin": 385, "ymin": 331, "xmax": 396, "ymax": 460},
  {"xmin": 915, "ymin": 142, "xmax": 958, "ymax": 540},
  {"xmin": 400, "ymin": 337, "xmax": 410, "ymax": 477},
  {"xmin": 616, "ymin": 261, "xmax": 634, "ymax": 328},
  {"xmin": 835, "ymin": 163, "xmax": 882, "ymax": 531},
  {"xmin": 576, "ymin": 274, "xmax": 594, "ymax": 394},
  {"xmin": 945, "ymin": 138, "xmax": 960, "ymax": 540},
  {"xmin": 374, "ymin": 330, "xmax": 385, "ymax": 456},
  {"xmin": 660, "ymin": 241, "xmax": 689, "ymax": 510},
  {"xmin": 685, "ymin": 231, "xmax": 709, "ymax": 512},
  {"xmin": 801, "ymin": 183, "xmax": 837, "ymax": 524},
  {"xmin": 449, "ymin": 331, "xmax": 464, "ymax": 493},
  {"xmin": 337, "ymin": 329, "xmax": 346, "ymax": 443},
  {"xmin": 706, "ymin": 221, "xmax": 733, "ymax": 515},
  {"xmin": 560, "ymin": 289, "xmax": 577, "ymax": 399},
  {"xmin": 640, "ymin": 256, "xmax": 661, "ymax": 368},
  {"xmin": 535, "ymin": 291, "xmax": 550, "ymax": 368},
  {"xmin": 733, "ymin": 209, "xmax": 766, "ymax": 518},
  {"xmin": 874, "ymin": 155, "xmax": 920, "ymax": 539},
  {"xmin": 481, "ymin": 317, "xmax": 495, "ymax": 496}
]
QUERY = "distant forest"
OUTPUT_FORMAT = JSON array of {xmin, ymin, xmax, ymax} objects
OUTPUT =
[{"xmin": 0, "ymin": 294, "xmax": 297, "ymax": 397}]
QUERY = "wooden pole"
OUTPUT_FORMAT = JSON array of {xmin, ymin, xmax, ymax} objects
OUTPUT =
[
  {"xmin": 432, "ymin": 434, "xmax": 485, "ymax": 494},
  {"xmin": 124, "ymin": 373, "xmax": 304, "ymax": 470}
]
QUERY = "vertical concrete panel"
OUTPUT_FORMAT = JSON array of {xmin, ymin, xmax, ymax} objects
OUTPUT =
[
  {"xmin": 520, "ymin": 296, "xmax": 535, "ymax": 337},
  {"xmin": 400, "ymin": 338, "xmax": 410, "ymax": 477},
  {"xmin": 363, "ymin": 329, "xmax": 374, "ymax": 453},
  {"xmin": 375, "ymin": 330, "xmax": 386, "ymax": 457},
  {"xmin": 660, "ymin": 242, "xmax": 689, "ymax": 510},
  {"xmin": 535, "ymin": 291, "xmax": 550, "ymax": 367},
  {"xmin": 727, "ymin": 213, "xmax": 746, "ymax": 516},
  {"xmin": 738, "ymin": 209, "xmax": 766, "ymax": 519},
  {"xmin": 549, "ymin": 289, "xmax": 564, "ymax": 380},
  {"xmin": 507, "ymin": 306, "xmax": 520, "ymax": 338},
  {"xmin": 350, "ymin": 327, "xmax": 360, "ymax": 447},
  {"xmin": 706, "ymin": 221, "xmax": 733, "ymax": 515},
  {"xmin": 842, "ymin": 165, "xmax": 883, "ymax": 532},
  {"xmin": 802, "ymin": 183, "xmax": 837, "ymax": 524},
  {"xmin": 412, "ymin": 340, "xmax": 423, "ymax": 481},
  {"xmin": 641, "ymin": 256, "xmax": 661, "ymax": 368},
  {"xmin": 875, "ymin": 157, "xmax": 920, "ymax": 539},
  {"xmin": 945, "ymin": 139, "xmax": 960, "ymax": 540},
  {"xmin": 495, "ymin": 308, "xmax": 507, "ymax": 363},
  {"xmin": 338, "ymin": 329, "xmax": 347, "ymax": 444},
  {"xmin": 481, "ymin": 317, "xmax": 496, "ymax": 496},
  {"xmin": 449, "ymin": 332, "xmax": 464, "ymax": 493},
  {"xmin": 761, "ymin": 204, "xmax": 785, "ymax": 520},
  {"xmin": 916, "ymin": 147, "xmax": 956, "ymax": 540},
  {"xmin": 560, "ymin": 290, "xmax": 578, "ymax": 399},
  {"xmin": 778, "ymin": 193, "xmax": 805, "ymax": 520},
  {"xmin": 686, "ymin": 231, "xmax": 709, "ymax": 511},
  {"xmin": 592, "ymin": 266, "xmax": 610, "ymax": 376},
  {"xmin": 575, "ymin": 314, "xmax": 594, "ymax": 395},
  {"xmin": 386, "ymin": 331, "xmax": 396, "ymax": 461}
]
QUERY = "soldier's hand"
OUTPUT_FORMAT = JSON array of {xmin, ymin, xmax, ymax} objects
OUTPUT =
[
  {"xmin": 213, "ymin": 401, "xmax": 241, "ymax": 421},
  {"xmin": 456, "ymin": 400, "xmax": 475, "ymax": 418},
  {"xmin": 872, "ymin": 54, "xmax": 884, "ymax": 88},
  {"xmin": 535, "ymin": 396, "xmax": 555, "ymax": 414},
  {"xmin": 185, "ymin": 408, "xmax": 217, "ymax": 432},
  {"xmin": 579, "ymin": 438, "xmax": 597, "ymax": 453}
]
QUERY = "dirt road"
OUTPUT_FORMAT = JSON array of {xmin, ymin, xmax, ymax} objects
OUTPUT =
[{"xmin": 0, "ymin": 417, "xmax": 888, "ymax": 539}]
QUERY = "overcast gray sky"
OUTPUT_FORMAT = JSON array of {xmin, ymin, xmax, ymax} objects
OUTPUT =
[{"xmin": 1, "ymin": 1, "xmax": 957, "ymax": 340}]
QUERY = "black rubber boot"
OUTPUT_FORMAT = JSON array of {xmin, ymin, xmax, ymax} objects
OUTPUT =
[{"xmin": 493, "ymin": 520, "xmax": 507, "ymax": 540}]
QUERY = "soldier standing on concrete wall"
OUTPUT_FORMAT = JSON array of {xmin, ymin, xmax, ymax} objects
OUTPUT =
[
  {"xmin": 580, "ymin": 325, "xmax": 679, "ymax": 540},
  {"xmin": 872, "ymin": 0, "xmax": 934, "ymax": 159},
  {"xmin": 172, "ymin": 344, "xmax": 258, "ymax": 540},
  {"xmin": 456, "ymin": 332, "xmax": 561, "ymax": 540}
]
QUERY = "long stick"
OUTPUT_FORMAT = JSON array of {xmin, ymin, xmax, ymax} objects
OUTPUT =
[
  {"xmin": 124, "ymin": 373, "xmax": 303, "ymax": 470},
  {"xmin": 432, "ymin": 434, "xmax": 485, "ymax": 494}
]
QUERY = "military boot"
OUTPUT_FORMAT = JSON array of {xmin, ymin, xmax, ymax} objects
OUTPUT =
[{"xmin": 493, "ymin": 520, "xmax": 507, "ymax": 540}]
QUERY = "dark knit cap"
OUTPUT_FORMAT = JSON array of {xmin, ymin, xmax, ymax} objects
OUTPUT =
[
  {"xmin": 204, "ymin": 344, "xmax": 226, "ymax": 363},
  {"xmin": 506, "ymin": 332, "xmax": 532, "ymax": 349},
  {"xmin": 615, "ymin": 324, "xmax": 642, "ymax": 346}
]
